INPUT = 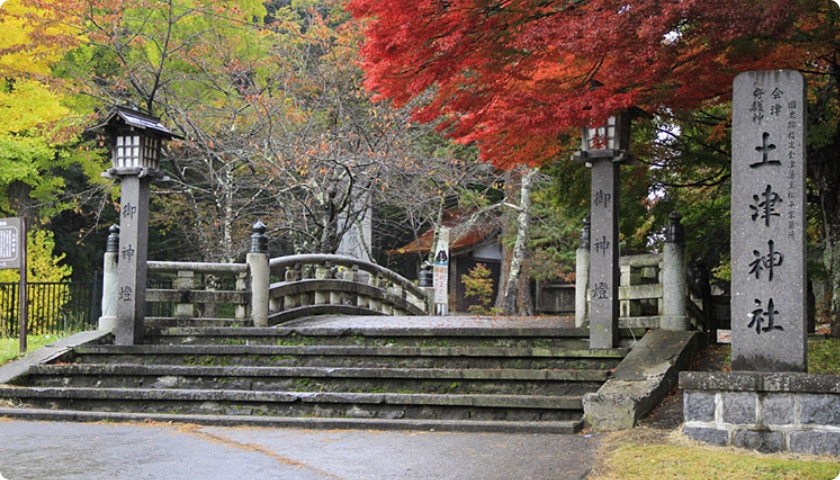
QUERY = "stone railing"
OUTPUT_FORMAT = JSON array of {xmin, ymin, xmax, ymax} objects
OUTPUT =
[
  {"xmin": 145, "ymin": 261, "xmax": 250, "ymax": 320},
  {"xmin": 575, "ymin": 212, "xmax": 718, "ymax": 334},
  {"xmin": 99, "ymin": 222, "xmax": 431, "ymax": 329}
]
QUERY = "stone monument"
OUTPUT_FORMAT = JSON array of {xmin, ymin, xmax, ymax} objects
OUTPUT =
[
  {"xmin": 679, "ymin": 71, "xmax": 827, "ymax": 456},
  {"xmin": 336, "ymin": 212, "xmax": 372, "ymax": 263},
  {"xmin": 731, "ymin": 70, "xmax": 807, "ymax": 372}
]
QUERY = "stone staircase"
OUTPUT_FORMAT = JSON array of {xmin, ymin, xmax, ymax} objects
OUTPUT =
[{"xmin": 0, "ymin": 319, "xmax": 636, "ymax": 434}]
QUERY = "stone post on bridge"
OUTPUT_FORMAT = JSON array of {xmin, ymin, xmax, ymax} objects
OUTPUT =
[
  {"xmin": 98, "ymin": 225, "xmax": 120, "ymax": 331},
  {"xmin": 575, "ymin": 216, "xmax": 590, "ymax": 328},
  {"xmin": 661, "ymin": 211, "xmax": 688, "ymax": 330},
  {"xmin": 247, "ymin": 220, "xmax": 270, "ymax": 327}
]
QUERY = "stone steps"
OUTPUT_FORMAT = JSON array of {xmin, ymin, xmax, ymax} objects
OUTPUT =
[
  {"xmin": 0, "ymin": 386, "xmax": 584, "ymax": 422},
  {"xmin": 68, "ymin": 344, "xmax": 625, "ymax": 370},
  {"xmin": 17, "ymin": 364, "xmax": 609, "ymax": 396},
  {"xmin": 0, "ymin": 407, "xmax": 580, "ymax": 434},
  {"xmin": 0, "ymin": 321, "xmax": 634, "ymax": 433},
  {"xmin": 142, "ymin": 326, "xmax": 604, "ymax": 349}
]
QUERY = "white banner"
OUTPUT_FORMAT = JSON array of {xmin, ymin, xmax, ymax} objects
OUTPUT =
[{"xmin": 432, "ymin": 227, "xmax": 450, "ymax": 313}]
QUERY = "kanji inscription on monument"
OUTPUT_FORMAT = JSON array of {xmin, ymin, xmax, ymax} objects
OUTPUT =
[{"xmin": 731, "ymin": 70, "xmax": 807, "ymax": 372}]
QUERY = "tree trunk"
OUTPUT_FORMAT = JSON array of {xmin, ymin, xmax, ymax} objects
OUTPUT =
[
  {"xmin": 828, "ymin": 241, "xmax": 840, "ymax": 339},
  {"xmin": 820, "ymin": 174, "xmax": 840, "ymax": 338},
  {"xmin": 806, "ymin": 61, "xmax": 840, "ymax": 337},
  {"xmin": 502, "ymin": 168, "xmax": 536, "ymax": 315},
  {"xmin": 221, "ymin": 168, "xmax": 236, "ymax": 263}
]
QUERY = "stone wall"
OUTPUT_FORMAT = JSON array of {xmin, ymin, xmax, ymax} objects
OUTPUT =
[{"xmin": 680, "ymin": 371, "xmax": 840, "ymax": 456}]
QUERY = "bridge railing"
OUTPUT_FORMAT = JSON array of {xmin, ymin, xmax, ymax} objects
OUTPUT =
[
  {"xmin": 575, "ymin": 212, "xmax": 726, "ymax": 340},
  {"xmin": 145, "ymin": 261, "xmax": 250, "ymax": 321},
  {"xmin": 616, "ymin": 253, "xmax": 707, "ymax": 329},
  {"xmin": 267, "ymin": 254, "xmax": 431, "ymax": 324},
  {"xmin": 99, "ymin": 222, "xmax": 431, "ymax": 329}
]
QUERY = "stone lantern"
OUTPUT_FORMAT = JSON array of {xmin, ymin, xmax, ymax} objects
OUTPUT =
[
  {"xmin": 89, "ymin": 106, "xmax": 179, "ymax": 177},
  {"xmin": 88, "ymin": 107, "xmax": 181, "ymax": 345},
  {"xmin": 579, "ymin": 113, "xmax": 633, "ymax": 160}
]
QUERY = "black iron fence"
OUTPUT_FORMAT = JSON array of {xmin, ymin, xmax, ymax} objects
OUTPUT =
[{"xmin": 0, "ymin": 275, "xmax": 102, "ymax": 336}]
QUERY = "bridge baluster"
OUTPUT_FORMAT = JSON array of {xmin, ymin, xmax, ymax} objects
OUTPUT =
[
  {"xmin": 236, "ymin": 271, "xmax": 248, "ymax": 320},
  {"xmin": 302, "ymin": 264, "xmax": 314, "ymax": 305},
  {"xmin": 368, "ymin": 273, "xmax": 382, "ymax": 312},
  {"xmin": 330, "ymin": 264, "xmax": 344, "ymax": 306},
  {"xmin": 268, "ymin": 266, "xmax": 282, "ymax": 314},
  {"xmin": 269, "ymin": 293, "xmax": 282, "ymax": 315},
  {"xmin": 315, "ymin": 261, "xmax": 330, "ymax": 305},
  {"xmin": 349, "ymin": 266, "xmax": 367, "ymax": 308},
  {"xmin": 202, "ymin": 274, "xmax": 218, "ymax": 318},
  {"xmin": 284, "ymin": 265, "xmax": 299, "ymax": 309},
  {"xmin": 316, "ymin": 261, "xmax": 331, "ymax": 279},
  {"xmin": 334, "ymin": 267, "xmax": 347, "ymax": 306},
  {"xmin": 339, "ymin": 266, "xmax": 354, "ymax": 306},
  {"xmin": 175, "ymin": 270, "xmax": 195, "ymax": 318}
]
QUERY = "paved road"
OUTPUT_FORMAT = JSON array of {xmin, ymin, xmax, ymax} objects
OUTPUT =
[{"xmin": 0, "ymin": 419, "xmax": 599, "ymax": 480}]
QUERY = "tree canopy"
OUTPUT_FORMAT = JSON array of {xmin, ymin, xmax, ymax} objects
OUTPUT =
[
  {"xmin": 4, "ymin": 0, "xmax": 500, "ymax": 268},
  {"xmin": 348, "ymin": 0, "xmax": 808, "ymax": 168},
  {"xmin": 5, "ymin": 0, "xmax": 840, "ymax": 322},
  {"xmin": 350, "ymin": 0, "xmax": 840, "ymax": 328}
]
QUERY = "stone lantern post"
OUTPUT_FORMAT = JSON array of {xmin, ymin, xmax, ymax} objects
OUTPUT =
[
  {"xmin": 88, "ymin": 107, "xmax": 180, "ymax": 345},
  {"xmin": 573, "ymin": 112, "xmax": 634, "ymax": 349}
]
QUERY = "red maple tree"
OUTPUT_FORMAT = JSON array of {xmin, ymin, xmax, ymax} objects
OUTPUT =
[{"xmin": 348, "ymin": 0, "xmax": 806, "ymax": 168}]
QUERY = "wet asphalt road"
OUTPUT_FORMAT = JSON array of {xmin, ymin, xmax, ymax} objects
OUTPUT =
[{"xmin": 0, "ymin": 419, "xmax": 599, "ymax": 480}]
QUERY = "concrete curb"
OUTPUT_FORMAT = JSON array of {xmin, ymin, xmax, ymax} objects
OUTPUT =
[{"xmin": 582, "ymin": 329, "xmax": 703, "ymax": 431}]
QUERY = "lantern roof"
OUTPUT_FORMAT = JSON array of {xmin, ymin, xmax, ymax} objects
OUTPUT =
[{"xmin": 87, "ymin": 106, "xmax": 183, "ymax": 140}]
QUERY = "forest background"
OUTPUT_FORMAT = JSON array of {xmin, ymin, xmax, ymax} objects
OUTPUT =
[{"xmin": 1, "ymin": 0, "xmax": 840, "ymax": 329}]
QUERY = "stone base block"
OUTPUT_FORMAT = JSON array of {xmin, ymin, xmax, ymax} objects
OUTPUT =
[
  {"xmin": 734, "ymin": 430, "xmax": 784, "ymax": 454},
  {"xmin": 789, "ymin": 431, "xmax": 840, "ymax": 457},
  {"xmin": 683, "ymin": 427, "xmax": 729, "ymax": 447},
  {"xmin": 680, "ymin": 370, "xmax": 840, "ymax": 456}
]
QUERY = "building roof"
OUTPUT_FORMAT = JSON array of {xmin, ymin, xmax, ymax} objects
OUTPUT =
[{"xmin": 387, "ymin": 209, "xmax": 500, "ymax": 257}]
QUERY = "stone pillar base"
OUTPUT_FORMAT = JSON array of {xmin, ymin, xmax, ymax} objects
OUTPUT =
[{"xmin": 98, "ymin": 316, "xmax": 117, "ymax": 332}]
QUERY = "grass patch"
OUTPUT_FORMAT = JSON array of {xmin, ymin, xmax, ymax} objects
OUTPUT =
[
  {"xmin": 594, "ymin": 337, "xmax": 840, "ymax": 478},
  {"xmin": 709, "ymin": 338, "xmax": 840, "ymax": 375},
  {"xmin": 808, "ymin": 337, "xmax": 840, "ymax": 375},
  {"xmin": 0, "ymin": 334, "xmax": 65, "ymax": 367},
  {"xmin": 592, "ymin": 428, "xmax": 840, "ymax": 479},
  {"xmin": 275, "ymin": 333, "xmax": 318, "ymax": 346},
  {"xmin": 183, "ymin": 355, "xmax": 230, "ymax": 367}
]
